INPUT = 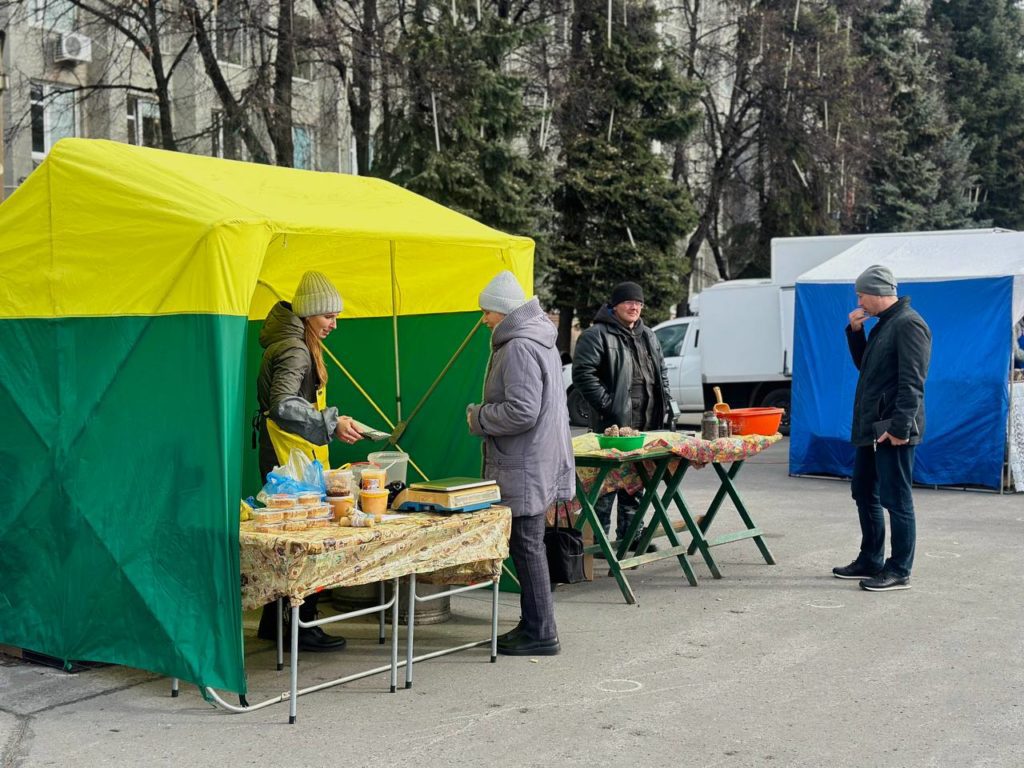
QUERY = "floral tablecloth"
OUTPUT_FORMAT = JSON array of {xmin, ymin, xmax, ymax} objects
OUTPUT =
[
  {"xmin": 573, "ymin": 430, "xmax": 782, "ymax": 496},
  {"xmin": 239, "ymin": 506, "xmax": 511, "ymax": 610}
]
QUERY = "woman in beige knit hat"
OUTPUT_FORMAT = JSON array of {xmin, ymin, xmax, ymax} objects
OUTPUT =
[{"xmin": 254, "ymin": 269, "xmax": 363, "ymax": 651}]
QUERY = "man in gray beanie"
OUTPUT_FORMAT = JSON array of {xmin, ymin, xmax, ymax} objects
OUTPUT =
[
  {"xmin": 468, "ymin": 270, "xmax": 574, "ymax": 655},
  {"xmin": 833, "ymin": 264, "xmax": 931, "ymax": 592}
]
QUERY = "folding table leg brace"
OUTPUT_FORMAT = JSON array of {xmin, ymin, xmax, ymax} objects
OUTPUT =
[
  {"xmin": 629, "ymin": 461, "xmax": 698, "ymax": 586},
  {"xmin": 574, "ymin": 456, "xmax": 699, "ymax": 605},
  {"xmin": 402, "ymin": 573, "xmax": 500, "ymax": 690},
  {"xmin": 683, "ymin": 461, "xmax": 776, "ymax": 567},
  {"xmin": 194, "ymin": 577, "xmax": 402, "ymax": 723}
]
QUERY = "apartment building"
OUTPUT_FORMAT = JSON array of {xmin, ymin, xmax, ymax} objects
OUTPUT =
[{"xmin": 0, "ymin": 0, "xmax": 354, "ymax": 200}]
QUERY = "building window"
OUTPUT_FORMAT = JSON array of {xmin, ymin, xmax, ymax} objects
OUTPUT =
[
  {"xmin": 31, "ymin": 83, "xmax": 77, "ymax": 163},
  {"xmin": 293, "ymin": 13, "xmax": 315, "ymax": 81},
  {"xmin": 293, "ymin": 125, "xmax": 314, "ymax": 169},
  {"xmin": 212, "ymin": 110, "xmax": 246, "ymax": 160},
  {"xmin": 215, "ymin": 0, "xmax": 244, "ymax": 65},
  {"xmin": 29, "ymin": 0, "xmax": 75, "ymax": 32},
  {"xmin": 127, "ymin": 96, "xmax": 162, "ymax": 148}
]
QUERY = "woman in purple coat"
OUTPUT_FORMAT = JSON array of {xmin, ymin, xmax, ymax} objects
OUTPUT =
[{"xmin": 467, "ymin": 271, "xmax": 575, "ymax": 656}]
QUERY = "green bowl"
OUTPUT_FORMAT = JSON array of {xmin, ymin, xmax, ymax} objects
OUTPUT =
[{"xmin": 596, "ymin": 433, "xmax": 646, "ymax": 451}]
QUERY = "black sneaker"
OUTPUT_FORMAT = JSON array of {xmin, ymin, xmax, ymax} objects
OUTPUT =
[
  {"xmin": 832, "ymin": 561, "xmax": 883, "ymax": 580},
  {"xmin": 859, "ymin": 571, "xmax": 911, "ymax": 592}
]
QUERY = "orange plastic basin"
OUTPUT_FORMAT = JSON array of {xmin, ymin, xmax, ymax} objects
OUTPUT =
[{"xmin": 720, "ymin": 407, "xmax": 784, "ymax": 436}]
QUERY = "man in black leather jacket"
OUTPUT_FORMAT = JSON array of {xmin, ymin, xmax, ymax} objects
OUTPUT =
[
  {"xmin": 832, "ymin": 265, "xmax": 931, "ymax": 592},
  {"xmin": 572, "ymin": 282, "xmax": 674, "ymax": 548}
]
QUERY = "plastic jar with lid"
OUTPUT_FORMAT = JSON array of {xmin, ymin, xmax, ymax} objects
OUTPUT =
[
  {"xmin": 360, "ymin": 488, "xmax": 389, "ymax": 515},
  {"xmin": 361, "ymin": 467, "xmax": 387, "ymax": 491}
]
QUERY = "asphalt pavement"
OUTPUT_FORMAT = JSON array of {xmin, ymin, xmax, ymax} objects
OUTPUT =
[{"xmin": 2, "ymin": 438, "xmax": 1023, "ymax": 767}]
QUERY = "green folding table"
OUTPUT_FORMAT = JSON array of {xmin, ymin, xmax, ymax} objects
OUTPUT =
[{"xmin": 573, "ymin": 436, "xmax": 778, "ymax": 604}]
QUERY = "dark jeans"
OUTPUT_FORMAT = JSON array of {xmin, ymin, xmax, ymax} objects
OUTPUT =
[
  {"xmin": 850, "ymin": 443, "xmax": 917, "ymax": 578},
  {"xmin": 509, "ymin": 514, "xmax": 557, "ymax": 641},
  {"xmin": 594, "ymin": 488, "xmax": 640, "ymax": 542}
]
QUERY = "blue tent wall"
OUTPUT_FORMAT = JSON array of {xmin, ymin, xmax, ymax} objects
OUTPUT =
[{"xmin": 790, "ymin": 278, "xmax": 1012, "ymax": 488}]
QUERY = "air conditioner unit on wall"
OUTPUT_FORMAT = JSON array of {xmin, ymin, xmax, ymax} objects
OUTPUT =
[{"xmin": 53, "ymin": 33, "xmax": 93, "ymax": 65}]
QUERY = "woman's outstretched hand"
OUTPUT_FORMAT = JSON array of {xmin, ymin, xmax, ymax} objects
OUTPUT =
[{"xmin": 335, "ymin": 416, "xmax": 364, "ymax": 444}]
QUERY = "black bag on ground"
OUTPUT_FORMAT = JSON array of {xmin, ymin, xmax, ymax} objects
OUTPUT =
[{"xmin": 545, "ymin": 502, "xmax": 585, "ymax": 585}]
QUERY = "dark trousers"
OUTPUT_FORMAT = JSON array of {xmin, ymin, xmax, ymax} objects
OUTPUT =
[
  {"xmin": 850, "ymin": 443, "xmax": 917, "ymax": 578},
  {"xmin": 510, "ymin": 514, "xmax": 557, "ymax": 642},
  {"xmin": 594, "ymin": 488, "xmax": 640, "ymax": 541}
]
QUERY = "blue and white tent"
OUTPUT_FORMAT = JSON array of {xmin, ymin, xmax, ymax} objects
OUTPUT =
[{"xmin": 790, "ymin": 231, "xmax": 1024, "ymax": 489}]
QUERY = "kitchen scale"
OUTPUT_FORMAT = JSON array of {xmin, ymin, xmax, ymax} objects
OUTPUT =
[{"xmin": 393, "ymin": 477, "xmax": 501, "ymax": 513}]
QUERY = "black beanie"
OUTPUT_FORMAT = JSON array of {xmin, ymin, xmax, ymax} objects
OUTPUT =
[{"xmin": 610, "ymin": 282, "xmax": 644, "ymax": 306}]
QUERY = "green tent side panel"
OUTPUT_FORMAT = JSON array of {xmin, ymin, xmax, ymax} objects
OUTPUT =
[
  {"xmin": 0, "ymin": 315, "xmax": 247, "ymax": 694},
  {"xmin": 241, "ymin": 311, "xmax": 489, "ymax": 491}
]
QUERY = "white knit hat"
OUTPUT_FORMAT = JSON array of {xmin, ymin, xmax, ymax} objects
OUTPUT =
[
  {"xmin": 292, "ymin": 271, "xmax": 343, "ymax": 318},
  {"xmin": 479, "ymin": 271, "xmax": 527, "ymax": 314}
]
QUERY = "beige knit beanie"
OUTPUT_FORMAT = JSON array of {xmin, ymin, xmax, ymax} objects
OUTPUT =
[{"xmin": 292, "ymin": 271, "xmax": 343, "ymax": 317}]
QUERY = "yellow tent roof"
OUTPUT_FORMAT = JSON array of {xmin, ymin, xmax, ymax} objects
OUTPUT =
[{"xmin": 0, "ymin": 139, "xmax": 534, "ymax": 319}]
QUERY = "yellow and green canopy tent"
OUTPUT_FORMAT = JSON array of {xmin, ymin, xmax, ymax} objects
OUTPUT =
[{"xmin": 0, "ymin": 138, "xmax": 533, "ymax": 694}]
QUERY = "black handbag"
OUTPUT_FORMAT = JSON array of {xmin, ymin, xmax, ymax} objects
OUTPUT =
[{"xmin": 544, "ymin": 502, "xmax": 586, "ymax": 584}]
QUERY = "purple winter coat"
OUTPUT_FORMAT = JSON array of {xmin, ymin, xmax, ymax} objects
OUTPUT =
[{"xmin": 467, "ymin": 298, "xmax": 575, "ymax": 517}]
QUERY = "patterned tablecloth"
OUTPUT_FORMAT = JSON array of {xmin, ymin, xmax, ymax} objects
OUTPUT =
[
  {"xmin": 573, "ymin": 430, "xmax": 783, "ymax": 496},
  {"xmin": 1010, "ymin": 382, "xmax": 1024, "ymax": 492},
  {"xmin": 239, "ymin": 506, "xmax": 512, "ymax": 610}
]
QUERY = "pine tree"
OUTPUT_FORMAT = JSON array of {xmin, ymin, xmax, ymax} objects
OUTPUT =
[
  {"xmin": 372, "ymin": 4, "xmax": 550, "ymax": 245},
  {"xmin": 855, "ymin": 0, "xmax": 977, "ymax": 231},
  {"xmin": 929, "ymin": 0, "xmax": 1024, "ymax": 228},
  {"xmin": 550, "ymin": 0, "xmax": 698, "ymax": 327}
]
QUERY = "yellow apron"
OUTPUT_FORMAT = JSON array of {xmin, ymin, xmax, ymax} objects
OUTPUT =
[{"xmin": 264, "ymin": 385, "xmax": 331, "ymax": 469}]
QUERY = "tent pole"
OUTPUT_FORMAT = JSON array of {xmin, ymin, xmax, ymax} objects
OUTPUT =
[{"xmin": 390, "ymin": 241, "xmax": 403, "ymax": 423}]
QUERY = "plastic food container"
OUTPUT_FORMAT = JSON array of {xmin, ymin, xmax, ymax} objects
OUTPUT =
[
  {"xmin": 326, "ymin": 495, "xmax": 354, "ymax": 521},
  {"xmin": 283, "ymin": 519, "xmax": 309, "ymax": 532},
  {"xmin": 325, "ymin": 469, "xmax": 354, "ymax": 496},
  {"xmin": 296, "ymin": 491, "xmax": 322, "ymax": 506},
  {"xmin": 307, "ymin": 503, "xmax": 330, "ymax": 518},
  {"xmin": 306, "ymin": 513, "xmax": 332, "ymax": 528},
  {"xmin": 253, "ymin": 520, "xmax": 285, "ymax": 534},
  {"xmin": 719, "ymin": 407, "xmax": 784, "ymax": 436},
  {"xmin": 251, "ymin": 508, "xmax": 284, "ymax": 524},
  {"xmin": 596, "ymin": 433, "xmax": 646, "ymax": 451},
  {"xmin": 367, "ymin": 451, "xmax": 409, "ymax": 486},
  {"xmin": 283, "ymin": 506, "xmax": 311, "ymax": 520},
  {"xmin": 360, "ymin": 488, "xmax": 389, "ymax": 515},
  {"xmin": 266, "ymin": 494, "xmax": 298, "ymax": 508},
  {"xmin": 360, "ymin": 467, "xmax": 388, "ymax": 491}
]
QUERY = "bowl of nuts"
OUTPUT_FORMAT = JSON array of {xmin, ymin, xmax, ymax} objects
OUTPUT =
[{"xmin": 596, "ymin": 426, "xmax": 646, "ymax": 451}]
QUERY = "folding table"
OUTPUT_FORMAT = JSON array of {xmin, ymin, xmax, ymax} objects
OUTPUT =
[
  {"xmin": 178, "ymin": 506, "xmax": 511, "ymax": 722},
  {"xmin": 573, "ymin": 432, "xmax": 781, "ymax": 604}
]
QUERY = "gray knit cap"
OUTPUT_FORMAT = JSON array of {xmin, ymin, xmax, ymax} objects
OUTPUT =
[
  {"xmin": 292, "ymin": 271, "xmax": 343, "ymax": 318},
  {"xmin": 854, "ymin": 264, "xmax": 897, "ymax": 297},
  {"xmin": 479, "ymin": 270, "xmax": 527, "ymax": 314}
]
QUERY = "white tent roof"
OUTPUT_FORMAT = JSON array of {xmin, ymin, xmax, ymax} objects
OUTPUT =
[{"xmin": 796, "ymin": 231, "xmax": 1024, "ymax": 322}]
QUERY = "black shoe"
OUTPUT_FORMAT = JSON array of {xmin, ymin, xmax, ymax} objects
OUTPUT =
[
  {"xmin": 497, "ymin": 623, "xmax": 526, "ymax": 643},
  {"xmin": 497, "ymin": 633, "xmax": 560, "ymax": 656},
  {"xmin": 296, "ymin": 626, "xmax": 348, "ymax": 652},
  {"xmin": 859, "ymin": 571, "xmax": 911, "ymax": 592},
  {"xmin": 832, "ymin": 561, "xmax": 883, "ymax": 580}
]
